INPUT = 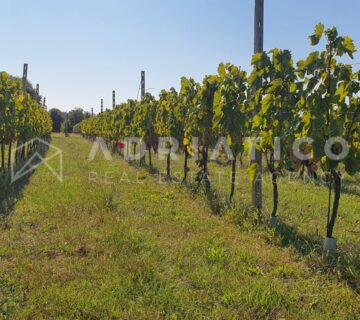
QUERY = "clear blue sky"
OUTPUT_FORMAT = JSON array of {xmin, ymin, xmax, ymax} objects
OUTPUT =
[{"xmin": 1, "ymin": 0, "xmax": 359, "ymax": 113}]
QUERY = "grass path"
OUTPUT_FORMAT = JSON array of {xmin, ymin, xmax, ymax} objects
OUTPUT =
[{"xmin": 0, "ymin": 135, "xmax": 359, "ymax": 319}]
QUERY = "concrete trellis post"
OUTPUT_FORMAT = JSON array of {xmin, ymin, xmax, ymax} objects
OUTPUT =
[
  {"xmin": 141, "ymin": 71, "xmax": 145, "ymax": 100},
  {"xmin": 22, "ymin": 63, "xmax": 28, "ymax": 94},
  {"xmin": 112, "ymin": 90, "xmax": 116, "ymax": 109},
  {"xmin": 101, "ymin": 99, "xmax": 104, "ymax": 113},
  {"xmin": 254, "ymin": 0, "xmax": 264, "ymax": 53},
  {"xmin": 252, "ymin": 0, "xmax": 264, "ymax": 211}
]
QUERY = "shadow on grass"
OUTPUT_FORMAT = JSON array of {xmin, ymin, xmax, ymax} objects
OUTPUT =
[
  {"xmin": 0, "ymin": 139, "xmax": 50, "ymax": 225},
  {"xmin": 272, "ymin": 220, "xmax": 360, "ymax": 294},
  {"xmin": 182, "ymin": 179, "xmax": 225, "ymax": 216},
  {"xmin": 119, "ymin": 154, "xmax": 160, "ymax": 175},
  {"xmin": 204, "ymin": 187, "xmax": 226, "ymax": 215},
  {"xmin": 139, "ymin": 163, "xmax": 160, "ymax": 175},
  {"xmin": 273, "ymin": 222, "xmax": 323, "ymax": 256}
]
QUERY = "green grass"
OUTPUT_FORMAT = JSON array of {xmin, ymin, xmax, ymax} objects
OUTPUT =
[
  {"xmin": 149, "ymin": 147, "xmax": 360, "ymax": 243},
  {"xmin": 149, "ymin": 146, "xmax": 360, "ymax": 291},
  {"xmin": 0, "ymin": 135, "xmax": 359, "ymax": 319}
]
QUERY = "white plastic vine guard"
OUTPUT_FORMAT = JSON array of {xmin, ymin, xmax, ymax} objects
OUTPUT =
[
  {"xmin": 269, "ymin": 216, "xmax": 280, "ymax": 227},
  {"xmin": 323, "ymin": 237, "xmax": 337, "ymax": 253}
]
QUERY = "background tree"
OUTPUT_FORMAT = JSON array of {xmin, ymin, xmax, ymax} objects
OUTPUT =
[
  {"xmin": 68, "ymin": 108, "xmax": 90, "ymax": 129},
  {"xmin": 49, "ymin": 108, "xmax": 64, "ymax": 132}
]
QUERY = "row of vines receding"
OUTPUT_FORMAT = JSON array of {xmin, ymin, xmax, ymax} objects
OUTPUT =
[
  {"xmin": 0, "ymin": 71, "xmax": 52, "ymax": 174},
  {"xmin": 80, "ymin": 24, "xmax": 360, "ymax": 241}
]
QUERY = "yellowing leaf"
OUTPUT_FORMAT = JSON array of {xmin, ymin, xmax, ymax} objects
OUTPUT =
[
  {"xmin": 289, "ymin": 83, "xmax": 297, "ymax": 93},
  {"xmin": 227, "ymin": 135, "xmax": 232, "ymax": 146},
  {"xmin": 343, "ymin": 36, "xmax": 356, "ymax": 58},
  {"xmin": 248, "ymin": 163, "xmax": 258, "ymax": 183},
  {"xmin": 218, "ymin": 63, "xmax": 226, "ymax": 78}
]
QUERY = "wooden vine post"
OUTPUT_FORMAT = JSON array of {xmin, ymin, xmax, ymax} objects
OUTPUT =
[
  {"xmin": 22, "ymin": 63, "xmax": 28, "ymax": 94},
  {"xmin": 141, "ymin": 71, "xmax": 145, "ymax": 100}
]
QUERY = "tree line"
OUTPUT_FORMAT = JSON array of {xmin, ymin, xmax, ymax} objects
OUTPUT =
[
  {"xmin": 49, "ymin": 108, "xmax": 91, "ymax": 133},
  {"xmin": 80, "ymin": 24, "xmax": 360, "ymax": 242}
]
